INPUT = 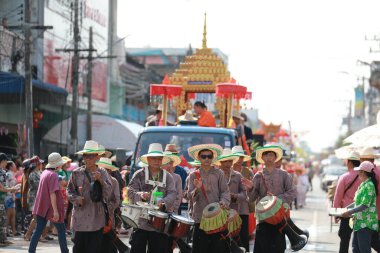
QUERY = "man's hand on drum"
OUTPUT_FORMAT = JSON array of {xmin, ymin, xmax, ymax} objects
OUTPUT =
[
  {"xmin": 241, "ymin": 177, "xmax": 253, "ymax": 191},
  {"xmin": 139, "ymin": 191, "xmax": 151, "ymax": 201},
  {"xmin": 231, "ymin": 193, "xmax": 237, "ymax": 202},
  {"xmin": 219, "ymin": 201, "xmax": 228, "ymax": 209},
  {"xmin": 193, "ymin": 178, "xmax": 203, "ymax": 189}
]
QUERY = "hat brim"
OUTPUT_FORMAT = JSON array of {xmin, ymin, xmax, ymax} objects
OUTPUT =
[
  {"xmin": 96, "ymin": 161, "xmax": 118, "ymax": 171},
  {"xmin": 140, "ymin": 154, "xmax": 170, "ymax": 165},
  {"xmin": 214, "ymin": 154, "xmax": 240, "ymax": 166},
  {"xmin": 45, "ymin": 159, "xmax": 65, "ymax": 169},
  {"xmin": 189, "ymin": 160, "xmax": 201, "ymax": 167},
  {"xmin": 188, "ymin": 144, "xmax": 223, "ymax": 162},
  {"xmin": 359, "ymin": 155, "xmax": 376, "ymax": 159},
  {"xmin": 163, "ymin": 152, "xmax": 182, "ymax": 167},
  {"xmin": 354, "ymin": 166, "xmax": 372, "ymax": 173},
  {"xmin": 76, "ymin": 149, "xmax": 105, "ymax": 155},
  {"xmin": 256, "ymin": 146, "xmax": 283, "ymax": 164},
  {"xmin": 233, "ymin": 153, "xmax": 251, "ymax": 162}
]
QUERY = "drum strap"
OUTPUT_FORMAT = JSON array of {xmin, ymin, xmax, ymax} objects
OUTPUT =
[
  {"xmin": 259, "ymin": 172, "xmax": 269, "ymax": 194},
  {"xmin": 195, "ymin": 170, "xmax": 209, "ymax": 203}
]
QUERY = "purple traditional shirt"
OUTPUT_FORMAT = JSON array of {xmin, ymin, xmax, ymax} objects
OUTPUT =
[
  {"xmin": 187, "ymin": 167, "xmax": 230, "ymax": 223},
  {"xmin": 248, "ymin": 168, "xmax": 296, "ymax": 206},
  {"xmin": 171, "ymin": 173, "xmax": 183, "ymax": 213},
  {"xmin": 223, "ymin": 169, "xmax": 247, "ymax": 213},
  {"xmin": 67, "ymin": 166, "xmax": 112, "ymax": 231},
  {"xmin": 127, "ymin": 168, "xmax": 176, "ymax": 231}
]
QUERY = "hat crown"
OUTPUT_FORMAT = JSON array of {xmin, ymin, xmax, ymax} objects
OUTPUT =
[
  {"xmin": 165, "ymin": 144, "xmax": 178, "ymax": 153},
  {"xmin": 46, "ymin": 152, "xmax": 64, "ymax": 168},
  {"xmin": 221, "ymin": 148, "xmax": 233, "ymax": 157},
  {"xmin": 232, "ymin": 111, "xmax": 243, "ymax": 119},
  {"xmin": 83, "ymin": 140, "xmax": 101, "ymax": 151},
  {"xmin": 99, "ymin": 157, "xmax": 112, "ymax": 164},
  {"xmin": 147, "ymin": 143, "xmax": 164, "ymax": 155},
  {"xmin": 232, "ymin": 146, "xmax": 244, "ymax": 154},
  {"xmin": 360, "ymin": 147, "xmax": 376, "ymax": 156},
  {"xmin": 347, "ymin": 151, "xmax": 360, "ymax": 160}
]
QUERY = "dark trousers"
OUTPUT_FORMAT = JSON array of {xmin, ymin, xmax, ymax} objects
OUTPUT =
[
  {"xmin": 130, "ymin": 228, "xmax": 170, "ymax": 253},
  {"xmin": 338, "ymin": 217, "xmax": 353, "ymax": 253},
  {"xmin": 371, "ymin": 220, "xmax": 380, "ymax": 252},
  {"xmin": 73, "ymin": 229, "xmax": 104, "ymax": 253},
  {"xmin": 254, "ymin": 222, "xmax": 286, "ymax": 253},
  {"xmin": 101, "ymin": 234, "xmax": 118, "ymax": 253},
  {"xmin": 239, "ymin": 214, "xmax": 249, "ymax": 252},
  {"xmin": 353, "ymin": 228, "xmax": 374, "ymax": 253},
  {"xmin": 192, "ymin": 223, "xmax": 229, "ymax": 253}
]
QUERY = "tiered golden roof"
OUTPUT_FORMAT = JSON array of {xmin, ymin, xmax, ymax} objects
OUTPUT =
[
  {"xmin": 169, "ymin": 13, "xmax": 231, "ymax": 90},
  {"xmin": 169, "ymin": 13, "xmax": 232, "ymax": 126}
]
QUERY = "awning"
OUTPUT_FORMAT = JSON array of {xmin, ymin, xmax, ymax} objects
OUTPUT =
[
  {"xmin": 0, "ymin": 71, "xmax": 68, "ymax": 105},
  {"xmin": 42, "ymin": 114, "xmax": 144, "ymax": 151}
]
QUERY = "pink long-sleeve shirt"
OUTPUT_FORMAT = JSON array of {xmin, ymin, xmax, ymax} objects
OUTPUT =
[
  {"xmin": 333, "ymin": 170, "xmax": 360, "ymax": 209},
  {"xmin": 372, "ymin": 165, "xmax": 380, "ymax": 220}
]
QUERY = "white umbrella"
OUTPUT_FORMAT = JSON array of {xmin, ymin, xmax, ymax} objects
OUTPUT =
[
  {"xmin": 344, "ymin": 111, "xmax": 380, "ymax": 147},
  {"xmin": 43, "ymin": 114, "xmax": 144, "ymax": 150}
]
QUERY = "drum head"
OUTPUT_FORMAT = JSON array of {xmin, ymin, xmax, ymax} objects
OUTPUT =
[
  {"xmin": 203, "ymin": 202, "xmax": 221, "ymax": 217},
  {"xmin": 256, "ymin": 196, "xmax": 278, "ymax": 212},
  {"xmin": 171, "ymin": 215, "xmax": 195, "ymax": 225},
  {"xmin": 148, "ymin": 210, "xmax": 169, "ymax": 218}
]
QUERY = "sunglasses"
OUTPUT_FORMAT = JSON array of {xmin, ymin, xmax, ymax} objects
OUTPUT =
[
  {"xmin": 83, "ymin": 154, "xmax": 97, "ymax": 158},
  {"xmin": 199, "ymin": 154, "xmax": 213, "ymax": 160}
]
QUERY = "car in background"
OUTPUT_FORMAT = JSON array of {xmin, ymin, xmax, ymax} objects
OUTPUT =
[{"xmin": 320, "ymin": 165, "xmax": 347, "ymax": 192}]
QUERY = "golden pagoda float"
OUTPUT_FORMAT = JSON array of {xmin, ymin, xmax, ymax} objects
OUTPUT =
[{"xmin": 150, "ymin": 14, "xmax": 251, "ymax": 127}]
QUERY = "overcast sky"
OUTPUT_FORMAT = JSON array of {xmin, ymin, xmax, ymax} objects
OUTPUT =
[{"xmin": 117, "ymin": 0, "xmax": 380, "ymax": 152}]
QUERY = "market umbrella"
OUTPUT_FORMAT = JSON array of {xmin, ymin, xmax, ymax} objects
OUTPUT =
[{"xmin": 344, "ymin": 111, "xmax": 380, "ymax": 147}]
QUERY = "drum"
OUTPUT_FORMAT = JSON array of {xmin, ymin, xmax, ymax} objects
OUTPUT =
[
  {"xmin": 283, "ymin": 202, "xmax": 290, "ymax": 219},
  {"xmin": 167, "ymin": 215, "xmax": 195, "ymax": 238},
  {"xmin": 227, "ymin": 209, "xmax": 242, "ymax": 238},
  {"xmin": 256, "ymin": 196, "xmax": 285, "ymax": 225},
  {"xmin": 148, "ymin": 210, "xmax": 169, "ymax": 232},
  {"xmin": 200, "ymin": 202, "xmax": 228, "ymax": 234},
  {"xmin": 121, "ymin": 204, "xmax": 145, "ymax": 228}
]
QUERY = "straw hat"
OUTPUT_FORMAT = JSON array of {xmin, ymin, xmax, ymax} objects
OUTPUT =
[
  {"xmin": 62, "ymin": 156, "xmax": 72, "ymax": 163},
  {"xmin": 255, "ymin": 145, "xmax": 283, "ymax": 164},
  {"xmin": 46, "ymin": 152, "xmax": 65, "ymax": 169},
  {"xmin": 96, "ymin": 157, "xmax": 119, "ymax": 171},
  {"xmin": 346, "ymin": 151, "xmax": 360, "ymax": 161},
  {"xmin": 179, "ymin": 110, "xmax": 198, "ymax": 121},
  {"xmin": 140, "ymin": 143, "xmax": 170, "ymax": 165},
  {"xmin": 360, "ymin": 147, "xmax": 379, "ymax": 159},
  {"xmin": 232, "ymin": 111, "xmax": 244, "ymax": 120},
  {"xmin": 354, "ymin": 161, "xmax": 374, "ymax": 173},
  {"xmin": 188, "ymin": 144, "xmax": 223, "ymax": 162},
  {"xmin": 99, "ymin": 145, "xmax": 112, "ymax": 158},
  {"xmin": 231, "ymin": 146, "xmax": 251, "ymax": 162},
  {"xmin": 157, "ymin": 104, "xmax": 163, "ymax": 111},
  {"xmin": 214, "ymin": 148, "xmax": 240, "ymax": 166},
  {"xmin": 163, "ymin": 152, "xmax": 182, "ymax": 167},
  {"xmin": 164, "ymin": 144, "xmax": 179, "ymax": 154},
  {"xmin": 76, "ymin": 140, "xmax": 105, "ymax": 155}
]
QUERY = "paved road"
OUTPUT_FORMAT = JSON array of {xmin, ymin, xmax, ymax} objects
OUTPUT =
[{"xmin": 2, "ymin": 177, "xmax": 341, "ymax": 253}]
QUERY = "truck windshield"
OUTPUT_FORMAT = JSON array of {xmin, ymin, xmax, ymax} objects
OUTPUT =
[{"xmin": 135, "ymin": 132, "xmax": 233, "ymax": 162}]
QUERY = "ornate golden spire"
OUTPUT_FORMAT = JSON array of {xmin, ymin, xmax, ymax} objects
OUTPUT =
[{"xmin": 202, "ymin": 13, "xmax": 207, "ymax": 49}]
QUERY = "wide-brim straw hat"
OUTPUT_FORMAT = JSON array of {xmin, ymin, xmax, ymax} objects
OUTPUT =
[
  {"xmin": 255, "ymin": 145, "xmax": 283, "ymax": 164},
  {"xmin": 188, "ymin": 144, "xmax": 223, "ymax": 162},
  {"xmin": 232, "ymin": 111, "xmax": 244, "ymax": 120},
  {"xmin": 346, "ymin": 151, "xmax": 360, "ymax": 161},
  {"xmin": 76, "ymin": 140, "xmax": 105, "ymax": 155},
  {"xmin": 360, "ymin": 147, "xmax": 379, "ymax": 159},
  {"xmin": 99, "ymin": 145, "xmax": 113, "ymax": 158},
  {"xmin": 46, "ymin": 152, "xmax": 65, "ymax": 169},
  {"xmin": 163, "ymin": 152, "xmax": 182, "ymax": 167},
  {"xmin": 231, "ymin": 146, "xmax": 251, "ymax": 162},
  {"xmin": 164, "ymin": 144, "xmax": 179, "ymax": 154},
  {"xmin": 179, "ymin": 110, "xmax": 198, "ymax": 121},
  {"xmin": 189, "ymin": 160, "xmax": 201, "ymax": 167},
  {"xmin": 96, "ymin": 157, "xmax": 119, "ymax": 171},
  {"xmin": 214, "ymin": 148, "xmax": 240, "ymax": 166},
  {"xmin": 140, "ymin": 143, "xmax": 170, "ymax": 165},
  {"xmin": 62, "ymin": 156, "xmax": 72, "ymax": 163}
]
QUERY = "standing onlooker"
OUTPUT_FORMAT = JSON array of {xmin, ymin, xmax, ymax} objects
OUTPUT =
[
  {"xmin": 67, "ymin": 140, "xmax": 112, "ymax": 253},
  {"xmin": 295, "ymin": 166, "xmax": 309, "ymax": 208},
  {"xmin": 0, "ymin": 153, "xmax": 17, "ymax": 246},
  {"xmin": 28, "ymin": 152, "xmax": 69, "ymax": 253},
  {"xmin": 333, "ymin": 152, "xmax": 361, "ymax": 253},
  {"xmin": 240, "ymin": 112, "xmax": 254, "ymax": 148},
  {"xmin": 20, "ymin": 159, "xmax": 31, "ymax": 233},
  {"xmin": 5, "ymin": 161, "xmax": 19, "ymax": 236},
  {"xmin": 342, "ymin": 161, "xmax": 378, "ymax": 253}
]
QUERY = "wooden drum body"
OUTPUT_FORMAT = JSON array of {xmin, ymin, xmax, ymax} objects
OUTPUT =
[
  {"xmin": 148, "ymin": 210, "xmax": 169, "ymax": 232},
  {"xmin": 227, "ymin": 209, "xmax": 242, "ymax": 238},
  {"xmin": 256, "ymin": 196, "xmax": 285, "ymax": 225},
  {"xmin": 168, "ymin": 215, "xmax": 195, "ymax": 238}
]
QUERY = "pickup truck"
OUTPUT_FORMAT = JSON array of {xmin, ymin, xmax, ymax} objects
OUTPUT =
[{"xmin": 131, "ymin": 126, "xmax": 236, "ymax": 173}]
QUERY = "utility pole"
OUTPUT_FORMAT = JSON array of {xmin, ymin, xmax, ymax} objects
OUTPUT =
[
  {"xmin": 71, "ymin": 0, "xmax": 80, "ymax": 152},
  {"xmin": 86, "ymin": 27, "xmax": 93, "ymax": 140},
  {"xmin": 24, "ymin": 0, "xmax": 33, "ymax": 156}
]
